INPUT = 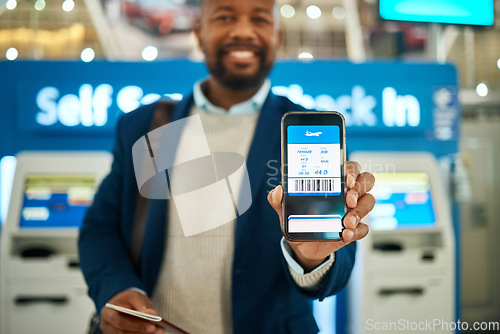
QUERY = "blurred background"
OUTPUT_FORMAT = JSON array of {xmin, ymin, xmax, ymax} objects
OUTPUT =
[
  {"xmin": 0, "ymin": 0, "xmax": 499, "ymax": 333},
  {"xmin": 1, "ymin": 0, "xmax": 499, "ymax": 92}
]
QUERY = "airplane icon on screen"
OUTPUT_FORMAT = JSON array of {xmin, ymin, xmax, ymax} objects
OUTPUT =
[{"xmin": 305, "ymin": 131, "xmax": 322, "ymax": 137}]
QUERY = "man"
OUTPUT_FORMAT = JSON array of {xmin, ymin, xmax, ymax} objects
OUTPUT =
[{"xmin": 78, "ymin": 0, "xmax": 375, "ymax": 333}]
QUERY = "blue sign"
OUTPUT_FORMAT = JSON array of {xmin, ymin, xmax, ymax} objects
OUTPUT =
[
  {"xmin": 0, "ymin": 60, "xmax": 459, "ymax": 159},
  {"xmin": 10, "ymin": 60, "xmax": 207, "ymax": 134}
]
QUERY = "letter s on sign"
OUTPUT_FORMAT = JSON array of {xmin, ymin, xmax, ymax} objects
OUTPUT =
[{"xmin": 36, "ymin": 87, "xmax": 59, "ymax": 126}]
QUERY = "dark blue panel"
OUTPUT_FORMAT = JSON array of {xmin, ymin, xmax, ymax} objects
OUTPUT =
[{"xmin": 0, "ymin": 59, "xmax": 459, "ymax": 159}]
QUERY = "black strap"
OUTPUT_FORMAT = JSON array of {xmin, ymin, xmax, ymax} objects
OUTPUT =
[
  {"xmin": 130, "ymin": 99, "xmax": 178, "ymax": 271},
  {"xmin": 87, "ymin": 100, "xmax": 178, "ymax": 334}
]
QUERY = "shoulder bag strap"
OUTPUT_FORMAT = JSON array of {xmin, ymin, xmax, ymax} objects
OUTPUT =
[{"xmin": 130, "ymin": 99, "xmax": 178, "ymax": 271}]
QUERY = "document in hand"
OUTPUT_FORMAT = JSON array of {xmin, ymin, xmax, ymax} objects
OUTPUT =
[{"xmin": 105, "ymin": 303, "xmax": 190, "ymax": 334}]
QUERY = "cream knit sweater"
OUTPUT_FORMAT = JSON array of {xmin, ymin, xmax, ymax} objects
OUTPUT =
[{"xmin": 152, "ymin": 106, "xmax": 259, "ymax": 334}]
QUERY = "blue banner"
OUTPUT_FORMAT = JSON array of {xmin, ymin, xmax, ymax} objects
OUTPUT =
[{"xmin": 0, "ymin": 60, "xmax": 459, "ymax": 159}]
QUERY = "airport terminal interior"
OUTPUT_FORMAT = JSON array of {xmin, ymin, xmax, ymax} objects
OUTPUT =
[{"xmin": 0, "ymin": 0, "xmax": 499, "ymax": 333}]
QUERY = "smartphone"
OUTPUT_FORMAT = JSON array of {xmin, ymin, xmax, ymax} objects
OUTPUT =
[{"xmin": 281, "ymin": 111, "xmax": 346, "ymax": 241}]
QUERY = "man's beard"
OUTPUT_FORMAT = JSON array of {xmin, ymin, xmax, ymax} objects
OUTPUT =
[{"xmin": 210, "ymin": 43, "xmax": 273, "ymax": 91}]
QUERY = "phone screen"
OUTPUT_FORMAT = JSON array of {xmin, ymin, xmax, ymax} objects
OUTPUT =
[{"xmin": 282, "ymin": 112, "xmax": 345, "ymax": 240}]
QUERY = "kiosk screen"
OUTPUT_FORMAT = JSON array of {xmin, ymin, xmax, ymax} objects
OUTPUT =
[
  {"xmin": 369, "ymin": 172, "xmax": 436, "ymax": 230},
  {"xmin": 19, "ymin": 175, "xmax": 96, "ymax": 229}
]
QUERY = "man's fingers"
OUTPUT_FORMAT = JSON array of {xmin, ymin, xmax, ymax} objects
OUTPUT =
[
  {"xmin": 101, "ymin": 308, "xmax": 157, "ymax": 333},
  {"xmin": 342, "ymin": 222, "xmax": 369, "ymax": 243},
  {"xmin": 267, "ymin": 185, "xmax": 283, "ymax": 217},
  {"xmin": 268, "ymin": 185, "xmax": 284, "ymax": 232},
  {"xmin": 345, "ymin": 161, "xmax": 361, "ymax": 188},
  {"xmin": 107, "ymin": 310, "xmax": 156, "ymax": 333},
  {"xmin": 346, "ymin": 172, "xmax": 375, "ymax": 208},
  {"xmin": 101, "ymin": 290, "xmax": 159, "ymax": 334},
  {"xmin": 344, "ymin": 193, "xmax": 375, "ymax": 229},
  {"xmin": 127, "ymin": 292, "xmax": 154, "ymax": 313}
]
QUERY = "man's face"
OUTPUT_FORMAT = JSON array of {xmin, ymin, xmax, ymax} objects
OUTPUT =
[{"xmin": 195, "ymin": 0, "xmax": 281, "ymax": 90}]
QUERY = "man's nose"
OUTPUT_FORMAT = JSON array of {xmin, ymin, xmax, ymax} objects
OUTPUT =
[{"xmin": 228, "ymin": 16, "xmax": 257, "ymax": 41}]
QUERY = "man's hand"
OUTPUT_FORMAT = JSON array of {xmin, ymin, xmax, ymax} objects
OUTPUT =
[
  {"xmin": 268, "ymin": 161, "xmax": 375, "ymax": 272},
  {"xmin": 100, "ymin": 290, "xmax": 164, "ymax": 334}
]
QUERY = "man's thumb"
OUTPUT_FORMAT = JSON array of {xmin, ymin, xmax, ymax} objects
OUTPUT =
[{"xmin": 128, "ymin": 291, "xmax": 156, "ymax": 314}]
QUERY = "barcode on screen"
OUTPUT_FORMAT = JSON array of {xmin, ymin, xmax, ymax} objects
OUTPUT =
[{"xmin": 294, "ymin": 179, "xmax": 335, "ymax": 192}]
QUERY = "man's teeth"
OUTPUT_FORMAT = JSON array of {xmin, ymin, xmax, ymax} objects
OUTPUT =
[{"xmin": 230, "ymin": 51, "xmax": 254, "ymax": 59}]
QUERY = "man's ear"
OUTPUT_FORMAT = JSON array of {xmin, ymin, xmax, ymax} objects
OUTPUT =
[
  {"xmin": 276, "ymin": 28, "xmax": 283, "ymax": 48},
  {"xmin": 194, "ymin": 25, "xmax": 203, "ymax": 51}
]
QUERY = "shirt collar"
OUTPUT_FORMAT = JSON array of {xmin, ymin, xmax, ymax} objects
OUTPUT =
[{"xmin": 193, "ymin": 79, "xmax": 271, "ymax": 115}]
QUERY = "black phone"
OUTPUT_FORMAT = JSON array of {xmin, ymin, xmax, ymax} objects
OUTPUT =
[{"xmin": 281, "ymin": 111, "xmax": 346, "ymax": 241}]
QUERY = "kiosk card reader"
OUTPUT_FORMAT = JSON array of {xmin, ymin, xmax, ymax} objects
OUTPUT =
[
  {"xmin": 0, "ymin": 151, "xmax": 112, "ymax": 334},
  {"xmin": 348, "ymin": 152, "xmax": 455, "ymax": 333}
]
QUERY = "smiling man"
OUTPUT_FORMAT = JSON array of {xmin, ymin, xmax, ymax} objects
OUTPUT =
[
  {"xmin": 78, "ymin": 0, "xmax": 375, "ymax": 333},
  {"xmin": 198, "ymin": 0, "xmax": 277, "ymax": 92}
]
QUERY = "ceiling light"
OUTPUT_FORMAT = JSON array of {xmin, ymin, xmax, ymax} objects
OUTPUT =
[
  {"xmin": 332, "ymin": 7, "xmax": 346, "ymax": 20},
  {"xmin": 81, "ymin": 48, "xmax": 95, "ymax": 62},
  {"xmin": 298, "ymin": 51, "xmax": 314, "ymax": 60},
  {"xmin": 476, "ymin": 83, "xmax": 488, "ymax": 97},
  {"xmin": 306, "ymin": 5, "xmax": 321, "ymax": 19},
  {"xmin": 280, "ymin": 5, "xmax": 295, "ymax": 18},
  {"xmin": 34, "ymin": 0, "xmax": 46, "ymax": 11},
  {"xmin": 62, "ymin": 0, "xmax": 75, "ymax": 12},
  {"xmin": 6, "ymin": 0, "xmax": 17, "ymax": 10},
  {"xmin": 142, "ymin": 46, "xmax": 158, "ymax": 61},
  {"xmin": 497, "ymin": 58, "xmax": 500, "ymax": 70},
  {"xmin": 6, "ymin": 48, "xmax": 18, "ymax": 60}
]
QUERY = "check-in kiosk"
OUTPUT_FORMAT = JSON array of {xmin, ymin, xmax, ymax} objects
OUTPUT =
[
  {"xmin": 0, "ymin": 152, "xmax": 112, "ymax": 334},
  {"xmin": 347, "ymin": 152, "xmax": 455, "ymax": 333}
]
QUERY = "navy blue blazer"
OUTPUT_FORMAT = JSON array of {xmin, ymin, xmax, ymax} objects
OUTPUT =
[{"xmin": 78, "ymin": 91, "xmax": 356, "ymax": 334}]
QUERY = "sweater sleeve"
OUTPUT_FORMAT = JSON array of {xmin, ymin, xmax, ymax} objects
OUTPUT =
[
  {"xmin": 280, "ymin": 238, "xmax": 335, "ymax": 291},
  {"xmin": 280, "ymin": 239, "xmax": 356, "ymax": 301}
]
